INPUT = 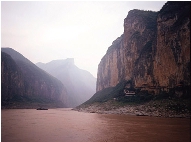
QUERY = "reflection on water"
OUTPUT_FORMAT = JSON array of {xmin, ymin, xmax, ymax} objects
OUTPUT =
[{"xmin": 1, "ymin": 108, "xmax": 190, "ymax": 142}]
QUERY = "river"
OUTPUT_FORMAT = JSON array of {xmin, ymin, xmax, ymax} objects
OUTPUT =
[{"xmin": 1, "ymin": 108, "xmax": 190, "ymax": 142}]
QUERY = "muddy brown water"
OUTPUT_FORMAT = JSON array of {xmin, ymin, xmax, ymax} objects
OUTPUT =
[{"xmin": 1, "ymin": 108, "xmax": 190, "ymax": 142}]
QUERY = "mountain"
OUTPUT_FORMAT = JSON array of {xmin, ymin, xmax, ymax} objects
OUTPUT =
[
  {"xmin": 36, "ymin": 59, "xmax": 96, "ymax": 107},
  {"xmin": 85, "ymin": 1, "xmax": 190, "ymax": 104},
  {"xmin": 1, "ymin": 48, "xmax": 68, "ymax": 108}
]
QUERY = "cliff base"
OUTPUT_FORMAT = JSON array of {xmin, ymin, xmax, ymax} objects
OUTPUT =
[{"xmin": 74, "ymin": 98, "xmax": 190, "ymax": 118}]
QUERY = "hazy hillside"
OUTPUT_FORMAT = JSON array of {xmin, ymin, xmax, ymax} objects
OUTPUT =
[
  {"xmin": 36, "ymin": 59, "xmax": 96, "ymax": 107},
  {"xmin": 1, "ymin": 48, "xmax": 68, "ymax": 108}
]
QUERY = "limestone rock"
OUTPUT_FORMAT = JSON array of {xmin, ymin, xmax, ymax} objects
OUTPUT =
[{"xmin": 96, "ymin": 2, "xmax": 190, "ymax": 96}]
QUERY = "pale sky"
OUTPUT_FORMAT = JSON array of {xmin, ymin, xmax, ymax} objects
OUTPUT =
[{"xmin": 1, "ymin": 1, "xmax": 166, "ymax": 77}]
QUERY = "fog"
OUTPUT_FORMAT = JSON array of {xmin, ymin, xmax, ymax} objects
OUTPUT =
[{"xmin": 1, "ymin": 1, "xmax": 166, "ymax": 77}]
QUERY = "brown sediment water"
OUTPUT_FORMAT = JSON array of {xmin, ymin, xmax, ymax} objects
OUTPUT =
[{"xmin": 1, "ymin": 108, "xmax": 190, "ymax": 142}]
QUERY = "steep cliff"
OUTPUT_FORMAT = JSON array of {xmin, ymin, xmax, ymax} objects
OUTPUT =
[
  {"xmin": 1, "ymin": 52, "xmax": 25, "ymax": 103},
  {"xmin": 97, "ymin": 9, "xmax": 158, "ymax": 91},
  {"xmin": 96, "ymin": 2, "xmax": 190, "ymax": 97},
  {"xmin": 153, "ymin": 2, "xmax": 190, "ymax": 88},
  {"xmin": 36, "ymin": 59, "xmax": 96, "ymax": 107},
  {"xmin": 1, "ymin": 48, "xmax": 68, "ymax": 108}
]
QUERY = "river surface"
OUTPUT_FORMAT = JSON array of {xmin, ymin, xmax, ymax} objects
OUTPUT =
[{"xmin": 1, "ymin": 108, "xmax": 190, "ymax": 142}]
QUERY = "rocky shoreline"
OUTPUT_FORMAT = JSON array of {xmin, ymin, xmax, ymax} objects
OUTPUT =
[{"xmin": 74, "ymin": 99, "xmax": 191, "ymax": 118}]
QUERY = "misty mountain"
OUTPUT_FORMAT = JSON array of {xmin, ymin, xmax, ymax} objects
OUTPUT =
[
  {"xmin": 36, "ymin": 59, "xmax": 96, "ymax": 107},
  {"xmin": 1, "ymin": 48, "xmax": 68, "ymax": 108}
]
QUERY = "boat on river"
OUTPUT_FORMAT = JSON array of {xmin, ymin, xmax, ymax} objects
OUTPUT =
[{"xmin": 36, "ymin": 107, "xmax": 48, "ymax": 110}]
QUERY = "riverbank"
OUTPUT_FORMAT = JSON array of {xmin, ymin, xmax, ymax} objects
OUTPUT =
[{"xmin": 74, "ymin": 99, "xmax": 190, "ymax": 118}]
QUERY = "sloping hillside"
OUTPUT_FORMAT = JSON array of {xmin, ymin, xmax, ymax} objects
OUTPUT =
[{"xmin": 1, "ymin": 48, "xmax": 68, "ymax": 108}]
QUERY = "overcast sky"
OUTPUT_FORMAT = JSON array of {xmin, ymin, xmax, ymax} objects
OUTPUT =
[{"xmin": 1, "ymin": 1, "xmax": 166, "ymax": 77}]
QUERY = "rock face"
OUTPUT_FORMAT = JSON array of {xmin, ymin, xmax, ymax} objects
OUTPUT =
[
  {"xmin": 153, "ymin": 2, "xmax": 190, "ymax": 88},
  {"xmin": 96, "ymin": 2, "xmax": 190, "ymax": 96},
  {"xmin": 36, "ymin": 59, "xmax": 96, "ymax": 107},
  {"xmin": 1, "ymin": 52, "xmax": 25, "ymax": 103},
  {"xmin": 97, "ymin": 10, "xmax": 157, "ymax": 91},
  {"xmin": 1, "ymin": 48, "xmax": 68, "ymax": 108}
]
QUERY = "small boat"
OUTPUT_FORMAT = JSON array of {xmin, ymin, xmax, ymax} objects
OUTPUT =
[
  {"xmin": 36, "ymin": 107, "xmax": 48, "ymax": 110},
  {"xmin": 136, "ymin": 113, "xmax": 148, "ymax": 116}
]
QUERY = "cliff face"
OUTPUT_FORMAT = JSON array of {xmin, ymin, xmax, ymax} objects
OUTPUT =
[
  {"xmin": 1, "ymin": 52, "xmax": 25, "ymax": 102},
  {"xmin": 97, "ymin": 10, "xmax": 158, "ymax": 91},
  {"xmin": 96, "ymin": 2, "xmax": 190, "ymax": 95},
  {"xmin": 36, "ymin": 59, "xmax": 96, "ymax": 107},
  {"xmin": 1, "ymin": 48, "xmax": 68, "ymax": 108},
  {"xmin": 153, "ymin": 2, "xmax": 190, "ymax": 88}
]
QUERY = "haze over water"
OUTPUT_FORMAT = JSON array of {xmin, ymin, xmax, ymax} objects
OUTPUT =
[{"xmin": 2, "ymin": 109, "xmax": 190, "ymax": 142}]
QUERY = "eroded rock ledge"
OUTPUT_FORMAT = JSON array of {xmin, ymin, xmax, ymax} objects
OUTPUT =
[{"xmin": 74, "ymin": 100, "xmax": 190, "ymax": 118}]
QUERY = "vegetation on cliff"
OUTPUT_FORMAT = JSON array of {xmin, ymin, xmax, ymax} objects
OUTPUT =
[{"xmin": 76, "ymin": 81, "xmax": 190, "ymax": 118}]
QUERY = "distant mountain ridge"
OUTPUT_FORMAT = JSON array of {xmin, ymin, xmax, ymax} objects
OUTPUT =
[
  {"xmin": 1, "ymin": 48, "xmax": 68, "ymax": 108},
  {"xmin": 36, "ymin": 59, "xmax": 96, "ymax": 107}
]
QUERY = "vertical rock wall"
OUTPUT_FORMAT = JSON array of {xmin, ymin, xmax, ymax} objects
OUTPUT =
[
  {"xmin": 97, "ymin": 9, "xmax": 158, "ymax": 91},
  {"xmin": 153, "ymin": 2, "xmax": 190, "ymax": 87},
  {"xmin": 96, "ymin": 2, "xmax": 190, "ymax": 95}
]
